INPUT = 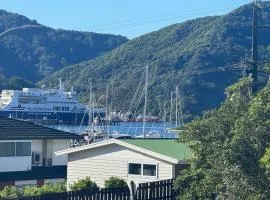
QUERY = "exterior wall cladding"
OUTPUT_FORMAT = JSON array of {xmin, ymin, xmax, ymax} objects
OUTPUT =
[
  {"xmin": 0, "ymin": 139, "xmax": 70, "ymax": 189},
  {"xmin": 0, "ymin": 166, "xmax": 67, "ymax": 190},
  {"xmin": 67, "ymin": 143, "xmax": 174, "ymax": 188}
]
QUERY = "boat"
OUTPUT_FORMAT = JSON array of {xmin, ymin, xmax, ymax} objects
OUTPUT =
[
  {"xmin": 136, "ymin": 114, "xmax": 161, "ymax": 122},
  {"xmin": 81, "ymin": 126, "xmax": 107, "ymax": 143},
  {"xmin": 136, "ymin": 130, "xmax": 161, "ymax": 138},
  {"xmin": 109, "ymin": 130, "xmax": 133, "ymax": 139},
  {"xmin": 0, "ymin": 81, "xmax": 105, "ymax": 125}
]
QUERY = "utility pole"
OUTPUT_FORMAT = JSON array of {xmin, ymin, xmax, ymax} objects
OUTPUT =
[{"xmin": 251, "ymin": 0, "xmax": 258, "ymax": 91}]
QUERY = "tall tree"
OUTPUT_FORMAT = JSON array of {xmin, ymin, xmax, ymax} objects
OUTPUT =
[{"xmin": 175, "ymin": 77, "xmax": 270, "ymax": 199}]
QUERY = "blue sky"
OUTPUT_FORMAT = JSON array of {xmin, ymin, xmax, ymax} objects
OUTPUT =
[{"xmin": 1, "ymin": 0, "xmax": 249, "ymax": 38}]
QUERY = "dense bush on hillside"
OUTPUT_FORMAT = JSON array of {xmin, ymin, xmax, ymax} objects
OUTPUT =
[
  {"xmin": 0, "ymin": 9, "xmax": 128, "ymax": 82},
  {"xmin": 0, "ymin": 75, "xmax": 35, "ymax": 90},
  {"xmin": 174, "ymin": 77, "xmax": 270, "ymax": 199},
  {"xmin": 40, "ymin": 2, "xmax": 270, "ymax": 118}
]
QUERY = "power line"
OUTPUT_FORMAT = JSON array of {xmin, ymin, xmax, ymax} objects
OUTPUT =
[
  {"xmin": 0, "ymin": 24, "xmax": 42, "ymax": 37},
  {"xmin": 245, "ymin": 0, "xmax": 270, "ymax": 92},
  {"xmin": 73, "ymin": 0, "xmax": 247, "ymax": 32}
]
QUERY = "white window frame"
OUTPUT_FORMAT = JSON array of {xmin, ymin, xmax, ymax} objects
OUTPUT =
[
  {"xmin": 0, "ymin": 140, "xmax": 31, "ymax": 157},
  {"xmin": 128, "ymin": 162, "xmax": 142, "ymax": 176},
  {"xmin": 142, "ymin": 163, "xmax": 158, "ymax": 177},
  {"xmin": 127, "ymin": 162, "xmax": 158, "ymax": 178},
  {"xmin": 16, "ymin": 142, "xmax": 32, "ymax": 157}
]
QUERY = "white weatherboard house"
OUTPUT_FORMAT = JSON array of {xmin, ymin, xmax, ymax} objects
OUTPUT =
[
  {"xmin": 0, "ymin": 116, "xmax": 81, "ymax": 189},
  {"xmin": 56, "ymin": 139, "xmax": 191, "ymax": 188}
]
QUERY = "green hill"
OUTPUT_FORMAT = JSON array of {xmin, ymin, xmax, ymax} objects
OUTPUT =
[
  {"xmin": 0, "ymin": 10, "xmax": 128, "ymax": 82},
  {"xmin": 41, "ymin": 2, "xmax": 270, "ymax": 118}
]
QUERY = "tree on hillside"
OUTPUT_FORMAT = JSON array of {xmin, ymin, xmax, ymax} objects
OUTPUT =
[{"xmin": 175, "ymin": 77, "xmax": 270, "ymax": 199}]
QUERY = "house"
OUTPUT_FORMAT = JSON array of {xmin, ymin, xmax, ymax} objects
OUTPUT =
[
  {"xmin": 0, "ymin": 117, "xmax": 82, "ymax": 189},
  {"xmin": 55, "ymin": 138, "xmax": 191, "ymax": 188}
]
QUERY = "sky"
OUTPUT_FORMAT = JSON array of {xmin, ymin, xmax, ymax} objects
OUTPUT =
[{"xmin": 0, "ymin": 0, "xmax": 250, "ymax": 39}]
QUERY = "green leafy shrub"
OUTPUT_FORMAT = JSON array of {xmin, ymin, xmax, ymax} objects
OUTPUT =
[
  {"xmin": 104, "ymin": 176, "xmax": 128, "ymax": 188},
  {"xmin": 69, "ymin": 177, "xmax": 98, "ymax": 191},
  {"xmin": 23, "ymin": 183, "xmax": 66, "ymax": 197},
  {"xmin": 0, "ymin": 186, "xmax": 23, "ymax": 199}
]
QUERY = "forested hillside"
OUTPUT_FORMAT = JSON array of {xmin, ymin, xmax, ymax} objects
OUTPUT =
[
  {"xmin": 175, "ymin": 77, "xmax": 270, "ymax": 199},
  {"xmin": 0, "ymin": 10, "xmax": 128, "ymax": 82},
  {"xmin": 40, "ymin": 2, "xmax": 270, "ymax": 117},
  {"xmin": 0, "ymin": 75, "xmax": 35, "ymax": 90}
]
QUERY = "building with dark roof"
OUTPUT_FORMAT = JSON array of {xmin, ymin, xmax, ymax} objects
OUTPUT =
[{"xmin": 0, "ymin": 117, "xmax": 82, "ymax": 189}]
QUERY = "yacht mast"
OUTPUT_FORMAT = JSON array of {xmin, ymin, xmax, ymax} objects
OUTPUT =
[
  {"xmin": 143, "ymin": 65, "xmax": 148, "ymax": 138},
  {"xmin": 92, "ymin": 93, "xmax": 95, "ymax": 141},
  {"xmin": 179, "ymin": 87, "xmax": 184, "ymax": 126},
  {"xmin": 163, "ymin": 101, "xmax": 167, "ymax": 136},
  {"xmin": 170, "ymin": 91, "xmax": 173, "ymax": 128},
  {"xmin": 175, "ymin": 85, "xmax": 184, "ymax": 127},
  {"xmin": 106, "ymin": 83, "xmax": 109, "ymax": 138},
  {"xmin": 175, "ymin": 85, "xmax": 178, "ymax": 127},
  {"xmin": 89, "ymin": 81, "xmax": 95, "ymax": 143},
  {"xmin": 87, "ymin": 81, "xmax": 92, "ymax": 143},
  {"xmin": 59, "ymin": 78, "xmax": 63, "ymax": 90}
]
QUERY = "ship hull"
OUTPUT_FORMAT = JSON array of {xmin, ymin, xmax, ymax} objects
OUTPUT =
[{"xmin": 0, "ymin": 111, "xmax": 104, "ymax": 125}]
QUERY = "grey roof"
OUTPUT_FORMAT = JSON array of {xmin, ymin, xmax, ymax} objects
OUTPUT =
[{"xmin": 0, "ymin": 117, "xmax": 82, "ymax": 140}]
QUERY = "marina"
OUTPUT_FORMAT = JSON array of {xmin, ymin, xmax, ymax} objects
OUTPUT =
[{"xmin": 49, "ymin": 121, "xmax": 180, "ymax": 139}]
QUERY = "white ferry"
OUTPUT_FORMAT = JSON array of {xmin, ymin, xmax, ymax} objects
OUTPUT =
[{"xmin": 0, "ymin": 84, "xmax": 104, "ymax": 125}]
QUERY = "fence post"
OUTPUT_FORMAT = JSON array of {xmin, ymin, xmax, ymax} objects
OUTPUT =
[{"xmin": 128, "ymin": 181, "xmax": 136, "ymax": 200}]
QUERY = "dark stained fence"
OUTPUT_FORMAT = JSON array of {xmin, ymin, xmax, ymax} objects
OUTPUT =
[
  {"xmin": 15, "ymin": 187, "xmax": 130, "ymax": 200},
  {"xmin": 133, "ymin": 179, "xmax": 179, "ymax": 200},
  {"xmin": 12, "ymin": 179, "xmax": 179, "ymax": 200}
]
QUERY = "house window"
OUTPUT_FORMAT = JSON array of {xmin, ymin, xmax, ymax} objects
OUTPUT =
[
  {"xmin": 0, "ymin": 142, "xmax": 31, "ymax": 157},
  {"xmin": 0, "ymin": 142, "xmax": 15, "ymax": 157},
  {"xmin": 16, "ymin": 142, "xmax": 31, "ymax": 156},
  {"xmin": 128, "ymin": 163, "xmax": 142, "ymax": 175},
  {"xmin": 143, "ymin": 164, "xmax": 156, "ymax": 176}
]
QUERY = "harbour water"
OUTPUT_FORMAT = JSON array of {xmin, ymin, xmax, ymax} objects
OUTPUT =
[{"xmin": 48, "ymin": 121, "xmax": 180, "ymax": 138}]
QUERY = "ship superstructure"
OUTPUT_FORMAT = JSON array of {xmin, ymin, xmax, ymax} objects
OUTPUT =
[{"xmin": 0, "ymin": 86, "xmax": 104, "ymax": 125}]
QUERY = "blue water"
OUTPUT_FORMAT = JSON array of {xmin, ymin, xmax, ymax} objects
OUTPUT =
[{"xmin": 49, "ymin": 121, "xmax": 179, "ymax": 138}]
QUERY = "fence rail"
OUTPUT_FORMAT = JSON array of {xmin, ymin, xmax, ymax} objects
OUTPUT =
[
  {"xmin": 15, "ymin": 187, "xmax": 130, "ymax": 200},
  {"xmin": 134, "ymin": 179, "xmax": 178, "ymax": 200},
  {"xmin": 9, "ymin": 179, "xmax": 179, "ymax": 200}
]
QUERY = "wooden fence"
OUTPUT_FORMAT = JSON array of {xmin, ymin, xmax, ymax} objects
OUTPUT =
[
  {"xmin": 15, "ymin": 187, "xmax": 130, "ymax": 200},
  {"xmin": 10, "ymin": 179, "xmax": 179, "ymax": 200},
  {"xmin": 133, "ymin": 179, "xmax": 179, "ymax": 200}
]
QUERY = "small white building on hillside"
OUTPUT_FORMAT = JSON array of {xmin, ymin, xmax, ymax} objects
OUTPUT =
[{"xmin": 56, "ymin": 139, "xmax": 191, "ymax": 188}]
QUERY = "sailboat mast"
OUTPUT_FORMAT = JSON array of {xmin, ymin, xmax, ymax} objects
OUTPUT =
[
  {"xmin": 88, "ymin": 80, "xmax": 92, "ymax": 126},
  {"xmin": 143, "ymin": 65, "xmax": 148, "ymax": 138},
  {"xmin": 170, "ymin": 91, "xmax": 173, "ymax": 128},
  {"xmin": 179, "ymin": 87, "xmax": 184, "ymax": 126},
  {"xmin": 88, "ymin": 80, "xmax": 93, "ymax": 143},
  {"xmin": 106, "ymin": 84, "xmax": 109, "ymax": 137},
  {"xmin": 175, "ymin": 85, "xmax": 178, "ymax": 127},
  {"xmin": 59, "ymin": 78, "xmax": 62, "ymax": 90},
  {"xmin": 163, "ymin": 101, "xmax": 167, "ymax": 136}
]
